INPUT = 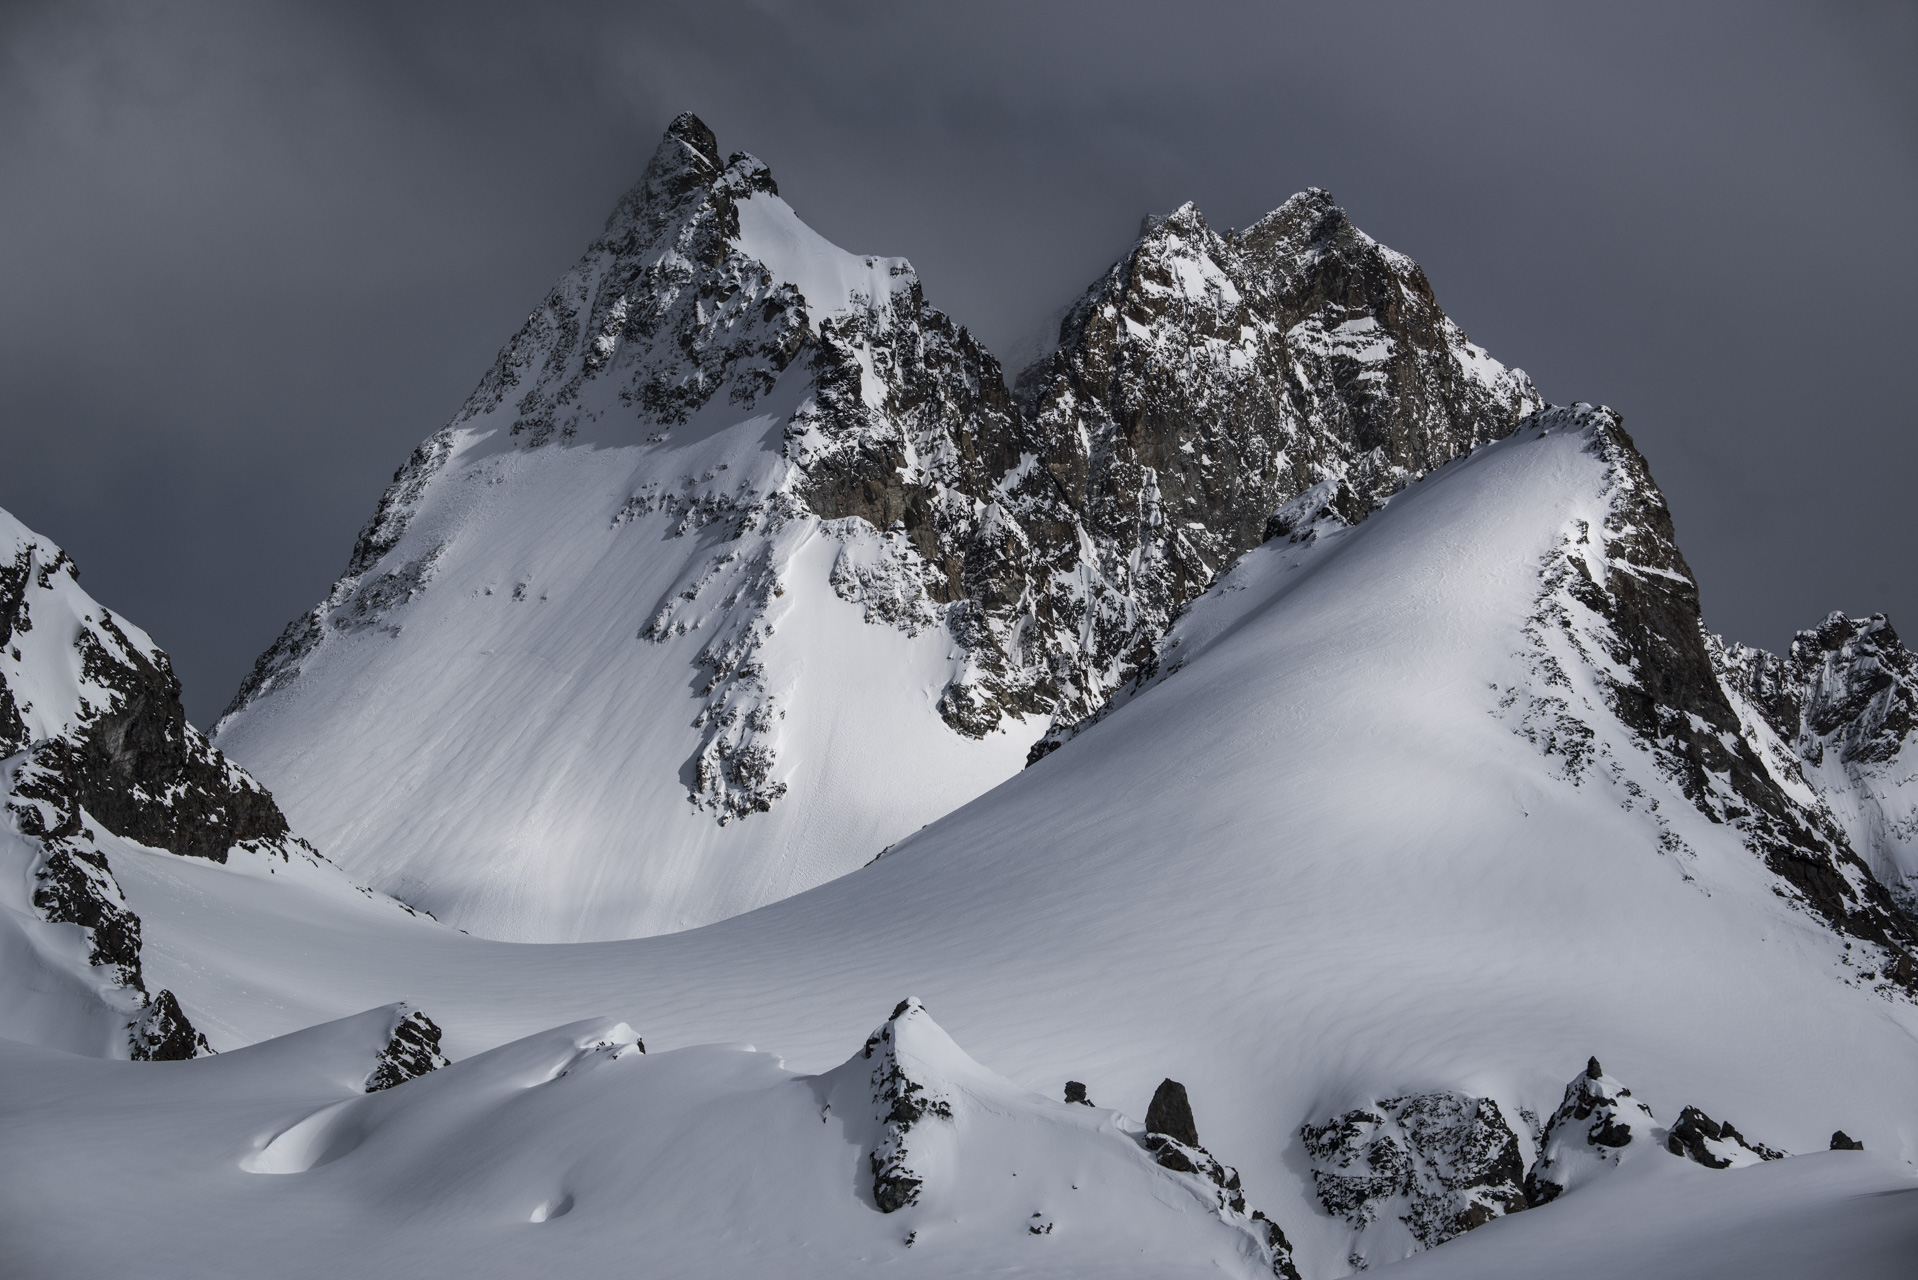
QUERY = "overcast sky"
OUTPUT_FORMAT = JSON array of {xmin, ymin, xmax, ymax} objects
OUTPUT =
[{"xmin": 3, "ymin": 1, "xmax": 1914, "ymax": 724}]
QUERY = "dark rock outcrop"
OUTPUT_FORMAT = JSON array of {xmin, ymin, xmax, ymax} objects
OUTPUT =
[
  {"xmin": 4, "ymin": 512, "xmax": 317, "ymax": 1060},
  {"xmin": 1716, "ymin": 613, "xmax": 1918, "ymax": 924},
  {"xmin": 1665, "ymin": 1105, "xmax": 1783, "ymax": 1168},
  {"xmin": 365, "ymin": 1007, "xmax": 452, "ymax": 1092},
  {"xmin": 1145, "ymin": 1077, "xmax": 1201, "ymax": 1147},
  {"xmin": 860, "ymin": 998, "xmax": 954, "ymax": 1213},
  {"xmin": 1135, "ymin": 1077, "xmax": 1299, "ymax": 1279},
  {"xmin": 1524, "ymin": 1057, "xmax": 1657, "ymax": 1207},
  {"xmin": 1830, "ymin": 1130, "xmax": 1864, "ymax": 1151}
]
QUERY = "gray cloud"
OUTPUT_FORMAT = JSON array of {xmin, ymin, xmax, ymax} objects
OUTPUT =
[{"xmin": 3, "ymin": 0, "xmax": 1914, "ymax": 723}]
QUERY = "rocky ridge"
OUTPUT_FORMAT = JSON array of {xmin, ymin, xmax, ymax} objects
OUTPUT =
[
  {"xmin": 2, "ymin": 508, "xmax": 330, "ymax": 1058},
  {"xmin": 1490, "ymin": 406, "xmax": 1917, "ymax": 982},
  {"xmin": 1714, "ymin": 613, "xmax": 1918, "ymax": 922}
]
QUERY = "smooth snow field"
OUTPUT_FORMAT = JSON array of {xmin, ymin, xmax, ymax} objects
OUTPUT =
[{"xmin": 8, "ymin": 416, "xmax": 1915, "ymax": 1277}]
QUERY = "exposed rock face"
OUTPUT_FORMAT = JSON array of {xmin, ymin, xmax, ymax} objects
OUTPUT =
[
  {"xmin": 3, "ymin": 507, "xmax": 318, "ymax": 1059},
  {"xmin": 1301, "ymin": 1091, "xmax": 1527, "ymax": 1265},
  {"xmin": 1830, "ymin": 1130, "xmax": 1864, "ymax": 1150},
  {"xmin": 364, "ymin": 1006, "xmax": 453, "ymax": 1092},
  {"xmin": 1715, "ymin": 613, "xmax": 1918, "ymax": 923},
  {"xmin": 1524, "ymin": 1057, "xmax": 1658, "ymax": 1206},
  {"xmin": 130, "ymin": 989, "xmax": 209, "ymax": 1062},
  {"xmin": 1500, "ymin": 406, "xmax": 1917, "ymax": 981},
  {"xmin": 978, "ymin": 192, "xmax": 1541, "ymax": 739}
]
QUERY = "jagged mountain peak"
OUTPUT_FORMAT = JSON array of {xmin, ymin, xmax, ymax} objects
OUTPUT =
[{"xmin": 216, "ymin": 117, "xmax": 1544, "ymax": 940}]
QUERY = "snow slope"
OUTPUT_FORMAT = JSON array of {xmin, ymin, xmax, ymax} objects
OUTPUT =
[{"xmin": 68, "ymin": 408, "xmax": 1918, "ymax": 1275}]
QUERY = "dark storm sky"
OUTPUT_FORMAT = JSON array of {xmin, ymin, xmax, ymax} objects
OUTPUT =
[{"xmin": 3, "ymin": 2, "xmax": 1914, "ymax": 725}]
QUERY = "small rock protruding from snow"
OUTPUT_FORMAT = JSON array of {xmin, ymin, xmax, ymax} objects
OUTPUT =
[
  {"xmin": 858, "ymin": 997, "xmax": 955, "ymax": 1213},
  {"xmin": 1524, "ymin": 1057, "xmax": 1658, "ymax": 1206},
  {"xmin": 1664, "ymin": 1105, "xmax": 1783, "ymax": 1168},
  {"xmin": 1830, "ymin": 1130, "xmax": 1865, "ymax": 1151},
  {"xmin": 1063, "ymin": 1079, "xmax": 1094, "ymax": 1106},
  {"xmin": 364, "ymin": 1006, "xmax": 452, "ymax": 1092},
  {"xmin": 1301, "ymin": 1091, "xmax": 1527, "ymax": 1263}
]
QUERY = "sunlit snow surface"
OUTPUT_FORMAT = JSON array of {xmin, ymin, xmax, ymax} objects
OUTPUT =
[{"xmin": 3, "ymin": 414, "xmax": 1901, "ymax": 1276}]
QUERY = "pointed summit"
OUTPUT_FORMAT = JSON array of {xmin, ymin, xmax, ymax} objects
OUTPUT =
[{"xmin": 663, "ymin": 110, "xmax": 721, "ymax": 170}]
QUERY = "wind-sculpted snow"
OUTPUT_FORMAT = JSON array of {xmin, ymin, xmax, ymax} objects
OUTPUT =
[
  {"xmin": 214, "ymin": 114, "xmax": 1539, "ymax": 941},
  {"xmin": 1, "ymin": 1001, "xmax": 1304, "ymax": 1280}
]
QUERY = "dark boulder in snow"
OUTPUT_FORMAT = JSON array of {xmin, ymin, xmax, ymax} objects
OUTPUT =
[
  {"xmin": 1063, "ymin": 1080, "xmax": 1093, "ymax": 1106},
  {"xmin": 365, "ymin": 1006, "xmax": 452, "ymax": 1092},
  {"xmin": 1301, "ymin": 1091, "xmax": 1527, "ymax": 1262},
  {"xmin": 1830, "ymin": 1130, "xmax": 1864, "ymax": 1151},
  {"xmin": 1145, "ymin": 1077, "xmax": 1201, "ymax": 1147}
]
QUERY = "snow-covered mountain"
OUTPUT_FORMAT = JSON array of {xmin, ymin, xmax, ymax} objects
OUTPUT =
[
  {"xmin": 0, "ymin": 508, "xmax": 416, "ymax": 1060},
  {"xmin": 212, "ymin": 114, "xmax": 1539, "ymax": 942},
  {"xmin": 11, "ymin": 405, "xmax": 1915, "ymax": 1277},
  {"xmin": 8, "ymin": 114, "xmax": 1918, "ymax": 1280}
]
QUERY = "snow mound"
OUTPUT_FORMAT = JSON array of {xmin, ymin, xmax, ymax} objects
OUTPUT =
[{"xmin": 3, "ymin": 1002, "xmax": 1303, "ymax": 1279}]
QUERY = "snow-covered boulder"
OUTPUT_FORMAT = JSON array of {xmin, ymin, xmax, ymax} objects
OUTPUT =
[
  {"xmin": 1524, "ymin": 1057, "xmax": 1660, "ymax": 1205},
  {"xmin": 1300, "ymin": 1090, "xmax": 1527, "ymax": 1266},
  {"xmin": 363, "ymin": 1005, "xmax": 453, "ymax": 1092}
]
